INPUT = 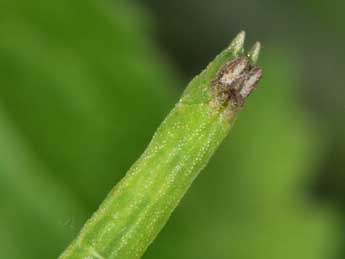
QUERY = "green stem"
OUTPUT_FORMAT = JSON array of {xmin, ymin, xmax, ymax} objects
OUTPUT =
[{"xmin": 59, "ymin": 31, "xmax": 262, "ymax": 259}]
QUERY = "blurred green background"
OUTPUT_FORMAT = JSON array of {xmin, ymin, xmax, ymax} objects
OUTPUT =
[{"xmin": 0, "ymin": 0, "xmax": 344, "ymax": 258}]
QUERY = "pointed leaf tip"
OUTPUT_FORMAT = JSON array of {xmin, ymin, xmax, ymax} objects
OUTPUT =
[
  {"xmin": 248, "ymin": 41, "xmax": 261, "ymax": 64},
  {"xmin": 229, "ymin": 31, "xmax": 246, "ymax": 55}
]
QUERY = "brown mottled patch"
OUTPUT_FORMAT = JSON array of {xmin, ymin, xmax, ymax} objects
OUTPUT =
[{"xmin": 211, "ymin": 57, "xmax": 262, "ymax": 109}]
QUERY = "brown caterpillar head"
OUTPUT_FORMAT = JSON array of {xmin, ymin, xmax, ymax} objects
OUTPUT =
[{"xmin": 211, "ymin": 56, "xmax": 262, "ymax": 109}]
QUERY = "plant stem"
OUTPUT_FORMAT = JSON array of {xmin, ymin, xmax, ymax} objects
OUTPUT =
[{"xmin": 59, "ymin": 31, "xmax": 262, "ymax": 259}]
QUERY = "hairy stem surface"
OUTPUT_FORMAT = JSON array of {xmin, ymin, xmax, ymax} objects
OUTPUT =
[{"xmin": 60, "ymin": 31, "xmax": 263, "ymax": 259}]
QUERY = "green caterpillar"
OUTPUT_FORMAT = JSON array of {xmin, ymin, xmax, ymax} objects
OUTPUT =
[{"xmin": 60, "ymin": 31, "xmax": 263, "ymax": 259}]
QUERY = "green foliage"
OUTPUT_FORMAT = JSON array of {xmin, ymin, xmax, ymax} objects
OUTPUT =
[
  {"xmin": 0, "ymin": 0, "xmax": 176, "ymax": 258},
  {"xmin": 0, "ymin": 0, "xmax": 341, "ymax": 258}
]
